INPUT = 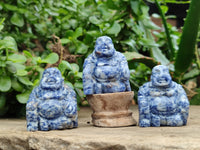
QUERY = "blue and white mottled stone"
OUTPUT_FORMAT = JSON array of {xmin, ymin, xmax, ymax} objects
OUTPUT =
[
  {"xmin": 26, "ymin": 68, "xmax": 78, "ymax": 131},
  {"xmin": 138, "ymin": 65, "xmax": 189, "ymax": 127},
  {"xmin": 83, "ymin": 36, "xmax": 131, "ymax": 95}
]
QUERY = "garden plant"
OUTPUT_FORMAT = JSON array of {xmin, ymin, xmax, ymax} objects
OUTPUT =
[{"xmin": 0, "ymin": 0, "xmax": 200, "ymax": 117}]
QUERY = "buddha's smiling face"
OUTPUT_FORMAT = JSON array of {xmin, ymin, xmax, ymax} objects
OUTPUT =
[
  {"xmin": 151, "ymin": 65, "xmax": 172, "ymax": 87},
  {"xmin": 40, "ymin": 68, "xmax": 63, "ymax": 90},
  {"xmin": 94, "ymin": 36, "xmax": 115, "ymax": 58}
]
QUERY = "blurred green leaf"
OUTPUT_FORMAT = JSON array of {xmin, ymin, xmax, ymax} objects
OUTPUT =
[
  {"xmin": 33, "ymin": 57, "xmax": 41, "ymax": 64},
  {"xmin": 151, "ymin": 47, "xmax": 173, "ymax": 70},
  {"xmin": 74, "ymin": 27, "xmax": 83, "ymax": 39},
  {"xmin": 71, "ymin": 63, "xmax": 79, "ymax": 73},
  {"xmin": 60, "ymin": 38, "xmax": 71, "ymax": 44},
  {"xmin": 12, "ymin": 63, "xmax": 26, "ymax": 70},
  {"xmin": 182, "ymin": 68, "xmax": 200, "ymax": 81},
  {"xmin": 143, "ymin": 19, "xmax": 160, "ymax": 30},
  {"xmin": 152, "ymin": 13, "xmax": 160, "ymax": 18},
  {"xmin": 89, "ymin": 16, "xmax": 101, "ymax": 25},
  {"xmin": 121, "ymin": 39, "xmax": 137, "ymax": 51},
  {"xmin": 33, "ymin": 79, "xmax": 40, "ymax": 87},
  {"xmin": 86, "ymin": 30, "xmax": 101, "ymax": 37},
  {"xmin": 40, "ymin": 53, "xmax": 59, "ymax": 64},
  {"xmin": 130, "ymin": 1, "xmax": 141, "ymax": 15},
  {"xmin": 66, "ymin": 30, "xmax": 74, "ymax": 38},
  {"xmin": 18, "ymin": 76, "xmax": 33, "ymax": 86},
  {"xmin": 64, "ymin": 80, "xmax": 74, "ymax": 89},
  {"xmin": 23, "ymin": 50, "xmax": 33, "ymax": 58},
  {"xmin": 68, "ymin": 19, "xmax": 78, "ymax": 29},
  {"xmin": 175, "ymin": 0, "xmax": 200, "ymax": 74},
  {"xmin": 8, "ymin": 54, "xmax": 27, "ymax": 63},
  {"xmin": 139, "ymin": 38, "xmax": 159, "ymax": 47},
  {"xmin": 58, "ymin": 60, "xmax": 72, "ymax": 73},
  {"xmin": 0, "ymin": 25, "xmax": 3, "ymax": 31},
  {"xmin": 97, "ymin": 4, "xmax": 113, "ymax": 20},
  {"xmin": 16, "ymin": 90, "xmax": 32, "ymax": 104},
  {"xmin": 75, "ymin": 72, "xmax": 83, "ymax": 79},
  {"xmin": 106, "ymin": 21, "xmax": 121, "ymax": 36},
  {"xmin": 161, "ymin": 5, "xmax": 168, "ymax": 14},
  {"xmin": 123, "ymin": 51, "xmax": 159, "ymax": 69},
  {"xmin": 16, "ymin": 69, "xmax": 28, "ymax": 76},
  {"xmin": 0, "ymin": 76, "xmax": 11, "ymax": 92},
  {"xmin": 76, "ymin": 42, "xmax": 88, "ymax": 54},
  {"xmin": 0, "ymin": 36, "xmax": 18, "ymax": 51},
  {"xmin": 0, "ymin": 60, "xmax": 6, "ymax": 67},
  {"xmin": 6, "ymin": 61, "xmax": 17, "ymax": 73},
  {"xmin": 10, "ymin": 13, "xmax": 24, "ymax": 27},
  {"xmin": 74, "ymin": 81, "xmax": 83, "ymax": 89},
  {"xmin": 66, "ymin": 6, "xmax": 76, "ymax": 12},
  {"xmin": 4, "ymin": 3, "xmax": 18, "ymax": 11},
  {"xmin": 11, "ymin": 77, "xmax": 23, "ymax": 92}
]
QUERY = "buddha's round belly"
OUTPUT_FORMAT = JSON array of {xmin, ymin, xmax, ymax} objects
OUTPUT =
[
  {"xmin": 38, "ymin": 100, "xmax": 62, "ymax": 119},
  {"xmin": 94, "ymin": 66, "xmax": 119, "ymax": 81},
  {"xmin": 151, "ymin": 96, "xmax": 177, "ymax": 115}
]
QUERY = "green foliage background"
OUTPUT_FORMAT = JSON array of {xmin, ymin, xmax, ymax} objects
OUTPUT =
[{"xmin": 0, "ymin": 0, "xmax": 200, "ymax": 117}]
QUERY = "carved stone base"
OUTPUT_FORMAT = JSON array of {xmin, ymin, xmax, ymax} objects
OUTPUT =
[{"xmin": 87, "ymin": 91, "xmax": 137, "ymax": 127}]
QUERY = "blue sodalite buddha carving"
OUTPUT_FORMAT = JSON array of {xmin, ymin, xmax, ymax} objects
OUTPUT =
[
  {"xmin": 138, "ymin": 65, "xmax": 189, "ymax": 127},
  {"xmin": 83, "ymin": 36, "xmax": 131, "ymax": 95},
  {"xmin": 26, "ymin": 68, "xmax": 78, "ymax": 131}
]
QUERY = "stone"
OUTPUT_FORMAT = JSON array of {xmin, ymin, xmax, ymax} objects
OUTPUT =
[
  {"xmin": 1, "ymin": 106, "xmax": 200, "ymax": 150},
  {"xmin": 82, "ymin": 36, "xmax": 131, "ymax": 95},
  {"xmin": 82, "ymin": 36, "xmax": 136, "ymax": 127},
  {"xmin": 26, "ymin": 68, "xmax": 78, "ymax": 131},
  {"xmin": 138, "ymin": 65, "xmax": 189, "ymax": 127},
  {"xmin": 87, "ymin": 91, "xmax": 137, "ymax": 127}
]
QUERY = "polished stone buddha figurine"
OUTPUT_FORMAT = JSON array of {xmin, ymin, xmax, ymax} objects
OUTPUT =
[
  {"xmin": 138, "ymin": 65, "xmax": 189, "ymax": 127},
  {"xmin": 82, "ymin": 36, "xmax": 136, "ymax": 127},
  {"xmin": 83, "ymin": 36, "xmax": 131, "ymax": 95},
  {"xmin": 26, "ymin": 68, "xmax": 78, "ymax": 131}
]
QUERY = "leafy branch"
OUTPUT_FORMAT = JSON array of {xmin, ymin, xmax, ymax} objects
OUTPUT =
[
  {"xmin": 175, "ymin": 0, "xmax": 200, "ymax": 75},
  {"xmin": 154, "ymin": 0, "xmax": 175, "ymax": 60}
]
